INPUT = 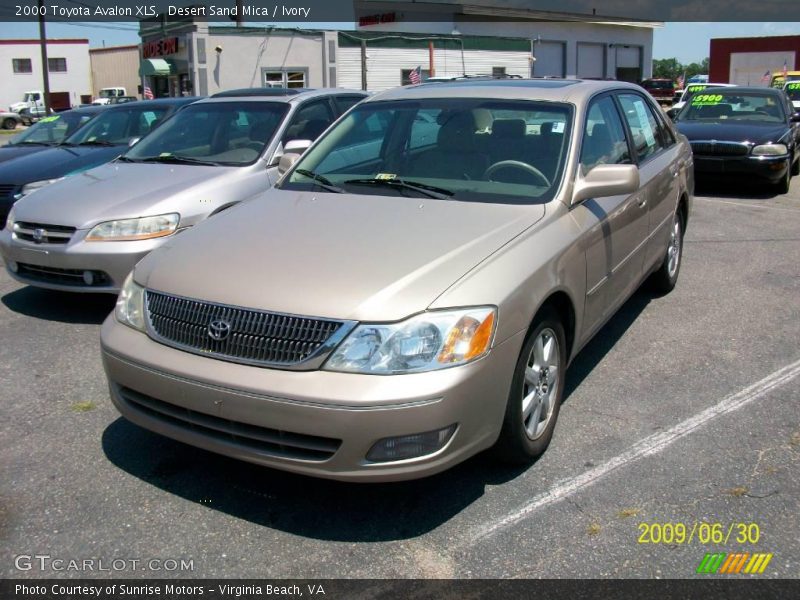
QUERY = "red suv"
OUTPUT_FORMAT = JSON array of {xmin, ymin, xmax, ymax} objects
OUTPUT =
[{"xmin": 640, "ymin": 78, "xmax": 676, "ymax": 106}]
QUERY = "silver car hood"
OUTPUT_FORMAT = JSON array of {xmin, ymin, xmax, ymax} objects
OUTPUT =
[
  {"xmin": 136, "ymin": 189, "xmax": 545, "ymax": 322},
  {"xmin": 13, "ymin": 162, "xmax": 239, "ymax": 229}
]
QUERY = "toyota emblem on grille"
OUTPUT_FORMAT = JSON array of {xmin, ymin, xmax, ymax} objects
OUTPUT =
[
  {"xmin": 207, "ymin": 319, "xmax": 232, "ymax": 341},
  {"xmin": 32, "ymin": 228, "xmax": 46, "ymax": 243}
]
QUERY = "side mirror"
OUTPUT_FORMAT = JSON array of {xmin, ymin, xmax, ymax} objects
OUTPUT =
[
  {"xmin": 278, "ymin": 153, "xmax": 301, "ymax": 175},
  {"xmin": 128, "ymin": 137, "xmax": 140, "ymax": 147},
  {"xmin": 791, "ymin": 112, "xmax": 800, "ymax": 122},
  {"xmin": 572, "ymin": 164, "xmax": 640, "ymax": 205},
  {"xmin": 284, "ymin": 139, "xmax": 312, "ymax": 154}
]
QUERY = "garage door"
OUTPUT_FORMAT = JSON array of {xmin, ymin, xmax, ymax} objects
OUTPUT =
[
  {"xmin": 534, "ymin": 41, "xmax": 565, "ymax": 77},
  {"xmin": 615, "ymin": 46, "xmax": 641, "ymax": 83},
  {"xmin": 577, "ymin": 42, "xmax": 605, "ymax": 79}
]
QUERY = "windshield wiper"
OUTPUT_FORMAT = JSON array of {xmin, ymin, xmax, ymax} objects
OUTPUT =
[
  {"xmin": 77, "ymin": 139, "xmax": 116, "ymax": 146},
  {"xmin": 135, "ymin": 154, "xmax": 220, "ymax": 166},
  {"xmin": 294, "ymin": 169, "xmax": 345, "ymax": 193},
  {"xmin": 13, "ymin": 141, "xmax": 56, "ymax": 146},
  {"xmin": 344, "ymin": 178, "xmax": 453, "ymax": 200},
  {"xmin": 116, "ymin": 155, "xmax": 142, "ymax": 163}
]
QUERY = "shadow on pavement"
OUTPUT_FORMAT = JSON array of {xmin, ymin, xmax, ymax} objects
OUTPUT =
[
  {"xmin": 694, "ymin": 181, "xmax": 780, "ymax": 200},
  {"xmin": 1, "ymin": 286, "xmax": 115, "ymax": 324},
  {"xmin": 102, "ymin": 418, "xmax": 527, "ymax": 542}
]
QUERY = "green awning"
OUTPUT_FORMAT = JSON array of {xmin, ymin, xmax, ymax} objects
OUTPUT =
[{"xmin": 139, "ymin": 58, "xmax": 177, "ymax": 77}]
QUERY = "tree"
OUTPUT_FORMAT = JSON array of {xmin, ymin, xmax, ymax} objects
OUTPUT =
[{"xmin": 652, "ymin": 57, "xmax": 710, "ymax": 83}]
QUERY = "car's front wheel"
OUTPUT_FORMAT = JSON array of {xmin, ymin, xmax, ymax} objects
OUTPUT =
[
  {"xmin": 650, "ymin": 209, "xmax": 684, "ymax": 293},
  {"xmin": 495, "ymin": 309, "xmax": 566, "ymax": 464},
  {"xmin": 777, "ymin": 159, "xmax": 792, "ymax": 194},
  {"xmin": 2, "ymin": 118, "xmax": 17, "ymax": 130}
]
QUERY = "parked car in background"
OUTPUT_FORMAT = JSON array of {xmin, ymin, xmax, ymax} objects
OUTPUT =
[
  {"xmin": 0, "ymin": 106, "xmax": 104, "ymax": 164},
  {"xmin": 0, "ymin": 88, "xmax": 366, "ymax": 292},
  {"xmin": 666, "ymin": 82, "xmax": 735, "ymax": 119},
  {"xmin": 674, "ymin": 86, "xmax": 800, "ymax": 193},
  {"xmin": 97, "ymin": 78, "xmax": 693, "ymax": 481},
  {"xmin": 9, "ymin": 91, "xmax": 44, "ymax": 113},
  {"xmin": 770, "ymin": 71, "xmax": 800, "ymax": 89},
  {"xmin": 92, "ymin": 87, "xmax": 128, "ymax": 105},
  {"xmin": 0, "ymin": 110, "xmax": 24, "ymax": 130},
  {"xmin": 640, "ymin": 78, "xmax": 676, "ymax": 105},
  {"xmin": 783, "ymin": 81, "xmax": 800, "ymax": 111},
  {"xmin": 0, "ymin": 97, "xmax": 198, "ymax": 225}
]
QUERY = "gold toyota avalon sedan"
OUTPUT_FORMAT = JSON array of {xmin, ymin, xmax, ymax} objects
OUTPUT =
[{"xmin": 100, "ymin": 79, "xmax": 693, "ymax": 481}]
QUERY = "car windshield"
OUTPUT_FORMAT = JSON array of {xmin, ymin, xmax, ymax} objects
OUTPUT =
[
  {"xmin": 11, "ymin": 111, "xmax": 94, "ymax": 145},
  {"xmin": 125, "ymin": 101, "xmax": 289, "ymax": 166},
  {"xmin": 675, "ymin": 92, "xmax": 787, "ymax": 123},
  {"xmin": 785, "ymin": 83, "xmax": 800, "ymax": 102},
  {"xmin": 66, "ymin": 105, "xmax": 170, "ymax": 145},
  {"xmin": 280, "ymin": 98, "xmax": 572, "ymax": 205},
  {"xmin": 680, "ymin": 84, "xmax": 726, "ymax": 103}
]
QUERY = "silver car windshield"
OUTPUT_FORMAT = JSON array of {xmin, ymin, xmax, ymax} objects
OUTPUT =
[
  {"xmin": 281, "ymin": 99, "xmax": 573, "ymax": 204},
  {"xmin": 676, "ymin": 92, "xmax": 787, "ymax": 123},
  {"xmin": 65, "ymin": 106, "xmax": 170, "ymax": 145},
  {"xmin": 126, "ymin": 101, "xmax": 290, "ymax": 166}
]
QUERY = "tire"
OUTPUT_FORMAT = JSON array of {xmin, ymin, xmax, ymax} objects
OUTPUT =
[
  {"xmin": 2, "ymin": 118, "xmax": 17, "ymax": 130},
  {"xmin": 649, "ymin": 209, "xmax": 684, "ymax": 294},
  {"xmin": 494, "ymin": 308, "xmax": 566, "ymax": 464},
  {"xmin": 792, "ymin": 153, "xmax": 800, "ymax": 176},
  {"xmin": 776, "ymin": 159, "xmax": 791, "ymax": 194}
]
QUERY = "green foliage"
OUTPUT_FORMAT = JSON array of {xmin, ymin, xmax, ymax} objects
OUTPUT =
[{"xmin": 652, "ymin": 57, "xmax": 710, "ymax": 83}]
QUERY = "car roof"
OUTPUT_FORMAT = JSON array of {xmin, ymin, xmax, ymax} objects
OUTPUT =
[
  {"xmin": 196, "ymin": 88, "xmax": 367, "ymax": 105},
  {"xmin": 64, "ymin": 105, "xmax": 106, "ymax": 115},
  {"xmin": 366, "ymin": 78, "xmax": 646, "ymax": 104},
  {"xmin": 104, "ymin": 97, "xmax": 202, "ymax": 111}
]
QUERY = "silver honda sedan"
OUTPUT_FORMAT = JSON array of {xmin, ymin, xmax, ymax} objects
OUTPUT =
[{"xmin": 101, "ymin": 79, "xmax": 693, "ymax": 481}]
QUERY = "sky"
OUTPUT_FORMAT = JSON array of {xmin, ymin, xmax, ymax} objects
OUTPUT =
[{"xmin": 0, "ymin": 21, "xmax": 799, "ymax": 64}]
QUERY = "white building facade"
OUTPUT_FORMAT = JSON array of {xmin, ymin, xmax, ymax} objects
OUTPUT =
[{"xmin": 0, "ymin": 39, "xmax": 91, "ymax": 110}]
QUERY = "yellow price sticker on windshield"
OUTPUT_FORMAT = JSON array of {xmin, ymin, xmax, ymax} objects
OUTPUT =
[
  {"xmin": 39, "ymin": 116, "xmax": 60, "ymax": 123},
  {"xmin": 691, "ymin": 94, "xmax": 724, "ymax": 106}
]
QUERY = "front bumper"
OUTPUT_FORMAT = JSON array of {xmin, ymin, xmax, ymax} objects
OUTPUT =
[
  {"xmin": 0, "ymin": 228, "xmax": 168, "ymax": 293},
  {"xmin": 100, "ymin": 315, "xmax": 524, "ymax": 482},
  {"xmin": 692, "ymin": 154, "xmax": 789, "ymax": 183}
]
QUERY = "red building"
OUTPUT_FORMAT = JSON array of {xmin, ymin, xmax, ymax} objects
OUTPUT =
[{"xmin": 710, "ymin": 35, "xmax": 800, "ymax": 86}]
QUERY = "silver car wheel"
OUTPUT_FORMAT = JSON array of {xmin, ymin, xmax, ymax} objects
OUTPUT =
[
  {"xmin": 522, "ymin": 328, "xmax": 560, "ymax": 440},
  {"xmin": 667, "ymin": 214, "xmax": 682, "ymax": 279}
]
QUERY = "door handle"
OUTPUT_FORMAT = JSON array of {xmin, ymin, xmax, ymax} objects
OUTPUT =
[{"xmin": 637, "ymin": 196, "xmax": 647, "ymax": 208}]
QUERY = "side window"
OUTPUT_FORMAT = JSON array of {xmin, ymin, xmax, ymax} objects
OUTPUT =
[
  {"xmin": 618, "ymin": 93, "xmax": 664, "ymax": 163},
  {"xmin": 334, "ymin": 95, "xmax": 366, "ymax": 115},
  {"xmin": 283, "ymin": 100, "xmax": 334, "ymax": 145},
  {"xmin": 647, "ymin": 101, "xmax": 675, "ymax": 147},
  {"xmin": 409, "ymin": 109, "xmax": 443, "ymax": 150},
  {"xmin": 580, "ymin": 95, "xmax": 631, "ymax": 174}
]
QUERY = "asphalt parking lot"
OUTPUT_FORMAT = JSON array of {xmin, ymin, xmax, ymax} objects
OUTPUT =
[{"xmin": 1, "ymin": 178, "xmax": 799, "ymax": 580}]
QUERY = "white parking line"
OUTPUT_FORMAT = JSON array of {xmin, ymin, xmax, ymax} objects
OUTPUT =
[{"xmin": 469, "ymin": 357, "xmax": 800, "ymax": 545}]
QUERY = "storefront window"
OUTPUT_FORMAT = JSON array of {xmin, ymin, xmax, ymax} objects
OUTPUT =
[{"xmin": 262, "ymin": 69, "xmax": 308, "ymax": 89}]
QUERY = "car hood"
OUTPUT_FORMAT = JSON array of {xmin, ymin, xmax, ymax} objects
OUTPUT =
[
  {"xmin": 675, "ymin": 121, "xmax": 789, "ymax": 144},
  {"xmin": 13, "ymin": 162, "xmax": 237, "ymax": 229},
  {"xmin": 0, "ymin": 144, "xmax": 51, "ymax": 164},
  {"xmin": 0, "ymin": 144, "xmax": 126, "ymax": 185},
  {"xmin": 136, "ymin": 189, "xmax": 544, "ymax": 322}
]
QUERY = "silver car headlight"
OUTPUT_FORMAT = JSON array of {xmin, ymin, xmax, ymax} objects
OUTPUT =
[
  {"xmin": 751, "ymin": 143, "xmax": 788, "ymax": 156},
  {"xmin": 4, "ymin": 207, "xmax": 14, "ymax": 231},
  {"xmin": 324, "ymin": 307, "xmax": 496, "ymax": 374},
  {"xmin": 86, "ymin": 213, "xmax": 179, "ymax": 242},
  {"xmin": 16, "ymin": 178, "xmax": 62, "ymax": 199},
  {"xmin": 115, "ymin": 273, "xmax": 146, "ymax": 331}
]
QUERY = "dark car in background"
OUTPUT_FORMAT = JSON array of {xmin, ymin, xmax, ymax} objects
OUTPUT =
[
  {"xmin": 640, "ymin": 78, "xmax": 676, "ymax": 106},
  {"xmin": 674, "ymin": 86, "xmax": 800, "ymax": 193},
  {"xmin": 0, "ymin": 106, "xmax": 104, "ymax": 165},
  {"xmin": 0, "ymin": 97, "xmax": 199, "ymax": 224}
]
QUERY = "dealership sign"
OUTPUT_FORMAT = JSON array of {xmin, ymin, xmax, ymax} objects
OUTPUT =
[{"xmin": 142, "ymin": 37, "xmax": 179, "ymax": 59}]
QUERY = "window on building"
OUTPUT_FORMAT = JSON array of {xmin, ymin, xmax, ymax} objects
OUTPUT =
[
  {"xmin": 12, "ymin": 58, "xmax": 32, "ymax": 73},
  {"xmin": 48, "ymin": 57, "xmax": 67, "ymax": 73},
  {"xmin": 263, "ymin": 69, "xmax": 308, "ymax": 89},
  {"xmin": 492, "ymin": 66, "xmax": 507, "ymax": 77},
  {"xmin": 400, "ymin": 68, "xmax": 431, "ymax": 85}
]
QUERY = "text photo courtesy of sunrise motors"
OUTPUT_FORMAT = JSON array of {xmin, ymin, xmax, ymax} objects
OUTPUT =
[{"xmin": 0, "ymin": 1, "xmax": 799, "ymax": 598}]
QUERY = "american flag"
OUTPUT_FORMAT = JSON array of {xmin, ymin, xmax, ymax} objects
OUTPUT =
[
  {"xmin": 761, "ymin": 70, "xmax": 771, "ymax": 83},
  {"xmin": 409, "ymin": 66, "xmax": 422, "ymax": 85},
  {"xmin": 676, "ymin": 73, "xmax": 685, "ymax": 88},
  {"xmin": 143, "ymin": 86, "xmax": 154, "ymax": 100}
]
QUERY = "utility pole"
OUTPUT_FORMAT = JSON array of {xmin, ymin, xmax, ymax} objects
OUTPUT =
[
  {"xmin": 361, "ymin": 39, "xmax": 367, "ymax": 91},
  {"xmin": 37, "ymin": 0, "xmax": 51, "ymax": 115},
  {"xmin": 236, "ymin": 0, "xmax": 243, "ymax": 27}
]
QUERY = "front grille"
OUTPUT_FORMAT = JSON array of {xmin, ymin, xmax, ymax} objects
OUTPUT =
[
  {"xmin": 16, "ymin": 263, "xmax": 111, "ymax": 287},
  {"xmin": 0, "ymin": 184, "xmax": 16, "ymax": 199},
  {"xmin": 118, "ymin": 386, "xmax": 341, "ymax": 461},
  {"xmin": 13, "ymin": 221, "xmax": 76, "ymax": 244},
  {"xmin": 690, "ymin": 141, "xmax": 749, "ymax": 157},
  {"xmin": 146, "ymin": 291, "xmax": 347, "ymax": 368}
]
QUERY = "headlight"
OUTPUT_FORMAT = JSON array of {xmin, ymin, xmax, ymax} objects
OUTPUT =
[
  {"xmin": 115, "ymin": 273, "xmax": 146, "ymax": 331},
  {"xmin": 324, "ymin": 307, "xmax": 496, "ymax": 374},
  {"xmin": 86, "ymin": 213, "xmax": 179, "ymax": 241},
  {"xmin": 4, "ymin": 207, "xmax": 14, "ymax": 231},
  {"xmin": 16, "ymin": 178, "xmax": 62, "ymax": 199},
  {"xmin": 752, "ymin": 144, "xmax": 788, "ymax": 156}
]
